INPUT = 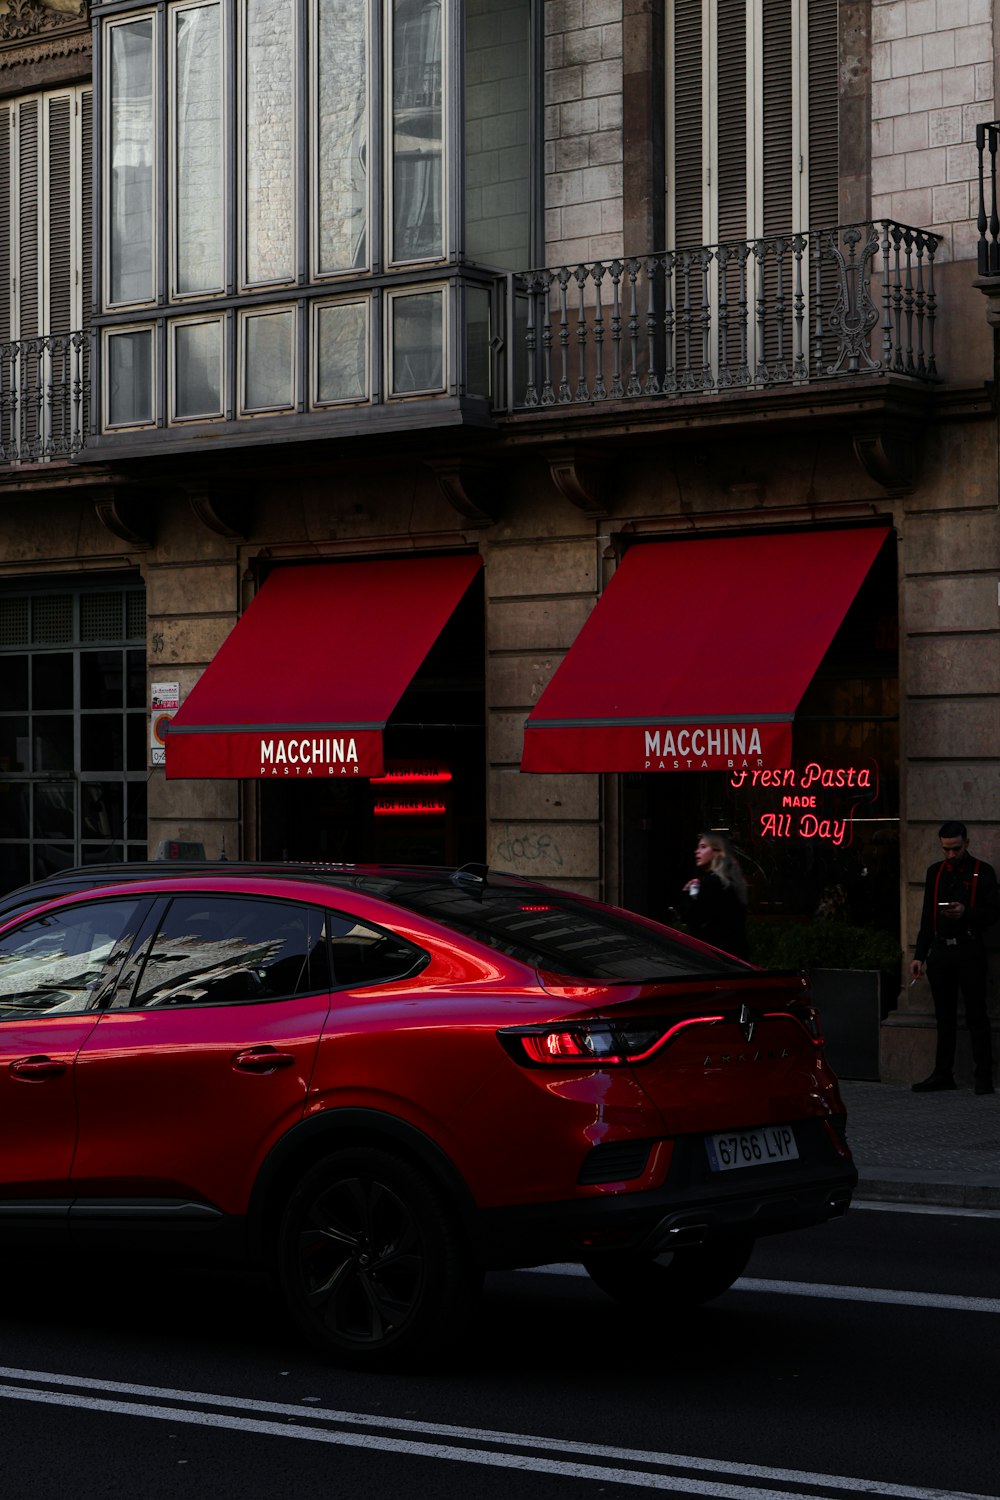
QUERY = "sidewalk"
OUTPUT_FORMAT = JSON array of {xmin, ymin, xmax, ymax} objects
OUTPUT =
[{"xmin": 839, "ymin": 1080, "xmax": 1000, "ymax": 1209}]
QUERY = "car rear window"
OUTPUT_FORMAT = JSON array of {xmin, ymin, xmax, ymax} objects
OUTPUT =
[{"xmin": 348, "ymin": 877, "xmax": 747, "ymax": 981}]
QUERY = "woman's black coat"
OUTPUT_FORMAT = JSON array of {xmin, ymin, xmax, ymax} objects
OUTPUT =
[{"xmin": 676, "ymin": 870, "xmax": 749, "ymax": 959}]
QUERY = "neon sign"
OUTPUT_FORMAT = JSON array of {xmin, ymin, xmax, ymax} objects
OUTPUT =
[
  {"xmin": 731, "ymin": 761, "xmax": 879, "ymax": 848},
  {"xmin": 373, "ymin": 801, "xmax": 447, "ymax": 817},
  {"xmin": 371, "ymin": 766, "xmax": 452, "ymax": 785}
]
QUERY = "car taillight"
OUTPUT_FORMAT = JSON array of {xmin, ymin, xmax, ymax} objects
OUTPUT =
[{"xmin": 498, "ymin": 1015, "xmax": 724, "ymax": 1068}]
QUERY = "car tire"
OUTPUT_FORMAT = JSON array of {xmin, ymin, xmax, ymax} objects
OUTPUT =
[
  {"xmin": 277, "ymin": 1147, "xmax": 476, "ymax": 1368},
  {"xmin": 581, "ymin": 1237, "xmax": 753, "ymax": 1309}
]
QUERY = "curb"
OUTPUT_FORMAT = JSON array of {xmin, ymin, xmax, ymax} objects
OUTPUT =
[{"xmin": 854, "ymin": 1169, "xmax": 1000, "ymax": 1211}]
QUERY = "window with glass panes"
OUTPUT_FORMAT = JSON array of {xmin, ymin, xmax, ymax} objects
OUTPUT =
[
  {"xmin": 98, "ymin": 0, "xmax": 534, "ymax": 428},
  {"xmin": 0, "ymin": 585, "xmax": 148, "ymax": 893}
]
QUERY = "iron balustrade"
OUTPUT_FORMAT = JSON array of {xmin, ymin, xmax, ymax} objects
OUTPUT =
[
  {"xmin": 0, "ymin": 332, "xmax": 88, "ymax": 464},
  {"xmin": 0, "ymin": 219, "xmax": 943, "ymax": 458},
  {"xmin": 976, "ymin": 121, "xmax": 1000, "ymax": 277},
  {"xmin": 508, "ymin": 222, "xmax": 939, "ymax": 411}
]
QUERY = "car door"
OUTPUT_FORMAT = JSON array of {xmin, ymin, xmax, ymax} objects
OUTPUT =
[
  {"xmin": 72, "ymin": 892, "xmax": 332, "ymax": 1217},
  {"xmin": 0, "ymin": 896, "xmax": 150, "ymax": 1201}
]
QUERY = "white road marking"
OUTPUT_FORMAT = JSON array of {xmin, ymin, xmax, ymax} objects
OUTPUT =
[
  {"xmin": 852, "ymin": 1201, "xmax": 1000, "ymax": 1221},
  {"xmin": 524, "ymin": 1265, "xmax": 1000, "ymax": 1313},
  {"xmin": 0, "ymin": 1368, "xmax": 995, "ymax": 1500}
]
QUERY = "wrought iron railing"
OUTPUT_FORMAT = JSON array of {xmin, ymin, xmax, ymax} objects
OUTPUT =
[
  {"xmin": 976, "ymin": 120, "xmax": 1000, "ymax": 276},
  {"xmin": 0, "ymin": 332, "xmax": 88, "ymax": 463},
  {"xmin": 507, "ymin": 221, "xmax": 939, "ymax": 411}
]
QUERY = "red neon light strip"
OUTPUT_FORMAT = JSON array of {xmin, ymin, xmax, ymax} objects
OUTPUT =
[
  {"xmin": 370, "ymin": 770, "xmax": 453, "ymax": 785},
  {"xmin": 373, "ymin": 802, "xmax": 447, "ymax": 817},
  {"xmin": 628, "ymin": 1015, "xmax": 725, "ymax": 1062}
]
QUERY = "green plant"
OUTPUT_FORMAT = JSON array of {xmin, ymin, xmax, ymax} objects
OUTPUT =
[{"xmin": 747, "ymin": 918, "xmax": 902, "ymax": 976}]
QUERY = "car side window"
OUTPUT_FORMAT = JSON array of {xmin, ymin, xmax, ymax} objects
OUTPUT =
[
  {"xmin": 327, "ymin": 911, "xmax": 427, "ymax": 988},
  {"xmin": 129, "ymin": 896, "xmax": 331, "ymax": 1009},
  {"xmin": 0, "ymin": 899, "xmax": 147, "ymax": 1019}
]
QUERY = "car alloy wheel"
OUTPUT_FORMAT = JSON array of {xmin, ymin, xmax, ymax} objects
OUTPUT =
[
  {"xmin": 582, "ymin": 1237, "xmax": 753, "ymax": 1309},
  {"xmin": 278, "ymin": 1147, "xmax": 474, "ymax": 1367}
]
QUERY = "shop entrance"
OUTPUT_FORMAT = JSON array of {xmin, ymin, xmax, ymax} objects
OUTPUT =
[
  {"xmin": 621, "ymin": 533, "xmax": 900, "ymax": 941},
  {"xmin": 258, "ymin": 572, "xmax": 485, "ymax": 867}
]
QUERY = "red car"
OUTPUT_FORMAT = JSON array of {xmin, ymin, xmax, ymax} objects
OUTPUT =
[{"xmin": 0, "ymin": 862, "xmax": 855, "ymax": 1366}]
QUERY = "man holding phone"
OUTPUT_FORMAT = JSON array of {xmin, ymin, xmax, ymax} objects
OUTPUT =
[{"xmin": 910, "ymin": 820, "xmax": 999, "ymax": 1094}]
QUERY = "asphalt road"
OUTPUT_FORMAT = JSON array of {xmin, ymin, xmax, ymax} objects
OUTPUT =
[{"xmin": 3, "ymin": 1202, "xmax": 998, "ymax": 1500}]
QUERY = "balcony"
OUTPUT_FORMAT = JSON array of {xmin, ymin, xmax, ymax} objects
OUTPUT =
[
  {"xmin": 0, "ymin": 333, "xmax": 88, "ymax": 464},
  {"xmin": 0, "ymin": 221, "xmax": 943, "ymax": 474},
  {"xmin": 974, "ymin": 121, "xmax": 1000, "ymax": 328},
  {"xmin": 503, "ymin": 221, "xmax": 940, "ymax": 415}
]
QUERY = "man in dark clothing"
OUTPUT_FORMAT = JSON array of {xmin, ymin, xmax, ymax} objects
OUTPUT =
[{"xmin": 909, "ymin": 821, "xmax": 999, "ymax": 1095}]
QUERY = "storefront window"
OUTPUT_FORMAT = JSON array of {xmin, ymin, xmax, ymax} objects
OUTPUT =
[
  {"xmin": 0, "ymin": 587, "xmax": 149, "ymax": 892},
  {"xmin": 622, "ymin": 540, "xmax": 900, "ymax": 947}
]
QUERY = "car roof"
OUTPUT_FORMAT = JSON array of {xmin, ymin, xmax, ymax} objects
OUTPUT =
[{"xmin": 0, "ymin": 861, "xmax": 538, "ymax": 917}]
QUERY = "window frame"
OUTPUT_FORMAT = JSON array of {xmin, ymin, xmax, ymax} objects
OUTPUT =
[
  {"xmin": 122, "ymin": 892, "xmax": 333, "ymax": 1010},
  {"xmin": 238, "ymin": 0, "xmax": 299, "ymax": 292},
  {"xmin": 169, "ymin": 311, "xmax": 226, "ymax": 422},
  {"xmin": 103, "ymin": 9, "xmax": 158, "ymax": 311},
  {"xmin": 386, "ymin": 0, "xmax": 449, "ymax": 269},
  {"xmin": 309, "ymin": 0, "xmax": 375, "ymax": 281},
  {"xmin": 385, "ymin": 281, "xmax": 448, "ymax": 398},
  {"xmin": 310, "ymin": 294, "xmax": 372, "ymax": 407},
  {"xmin": 169, "ymin": 0, "xmax": 227, "ymax": 302},
  {"xmin": 238, "ymin": 303, "xmax": 298, "ymax": 415},
  {"xmin": 103, "ymin": 322, "xmax": 157, "ymax": 428},
  {"xmin": 0, "ymin": 895, "xmax": 151, "ymax": 1020}
]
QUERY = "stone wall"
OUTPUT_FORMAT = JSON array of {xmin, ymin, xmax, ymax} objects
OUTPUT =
[
  {"xmin": 483, "ymin": 479, "xmax": 602, "ymax": 896},
  {"xmin": 544, "ymin": 0, "xmax": 623, "ymax": 267},
  {"xmin": 871, "ymin": 0, "xmax": 994, "ymax": 263}
]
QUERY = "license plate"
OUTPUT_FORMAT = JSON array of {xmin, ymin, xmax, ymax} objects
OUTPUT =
[{"xmin": 705, "ymin": 1125, "xmax": 799, "ymax": 1172}]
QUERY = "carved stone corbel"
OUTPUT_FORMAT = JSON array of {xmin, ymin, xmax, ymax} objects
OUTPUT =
[
  {"xmin": 186, "ymin": 486, "xmax": 251, "ymax": 540},
  {"xmin": 94, "ymin": 488, "xmax": 155, "ymax": 548},
  {"xmin": 425, "ymin": 457, "xmax": 501, "ymax": 526},
  {"xmin": 548, "ymin": 447, "xmax": 613, "ymax": 518},
  {"xmin": 852, "ymin": 424, "xmax": 920, "ymax": 493}
]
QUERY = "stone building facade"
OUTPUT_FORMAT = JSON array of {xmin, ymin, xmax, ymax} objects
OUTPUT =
[{"xmin": 0, "ymin": 0, "xmax": 998, "ymax": 1084}]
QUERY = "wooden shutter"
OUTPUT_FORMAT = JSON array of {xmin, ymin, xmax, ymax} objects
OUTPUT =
[
  {"xmin": 672, "ymin": 0, "xmax": 703, "ymax": 249},
  {"xmin": 0, "ymin": 108, "xmax": 10, "ymax": 343},
  {"xmin": 47, "ymin": 93, "xmax": 72, "ymax": 336},
  {"xmin": 761, "ymin": 0, "xmax": 793, "ymax": 235},
  {"xmin": 807, "ymin": 0, "xmax": 839, "ymax": 229},
  {"xmin": 716, "ymin": 0, "xmax": 746, "ymax": 244},
  {"xmin": 81, "ymin": 89, "xmax": 93, "ymax": 334},
  {"xmin": 18, "ymin": 99, "xmax": 39, "ymax": 339}
]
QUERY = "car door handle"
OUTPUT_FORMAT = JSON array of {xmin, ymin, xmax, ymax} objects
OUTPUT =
[
  {"xmin": 232, "ymin": 1046, "xmax": 296, "ymax": 1074},
  {"xmin": 10, "ymin": 1055, "xmax": 67, "ymax": 1081}
]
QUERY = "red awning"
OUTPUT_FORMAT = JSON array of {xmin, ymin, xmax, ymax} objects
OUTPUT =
[
  {"xmin": 520, "ymin": 527, "xmax": 890, "ymax": 774},
  {"xmin": 165, "ymin": 554, "xmax": 481, "ymax": 779}
]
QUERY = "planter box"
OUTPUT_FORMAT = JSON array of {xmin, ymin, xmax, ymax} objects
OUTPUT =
[{"xmin": 809, "ymin": 967, "xmax": 882, "ymax": 1082}]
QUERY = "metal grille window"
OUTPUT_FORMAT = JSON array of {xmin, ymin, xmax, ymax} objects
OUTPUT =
[
  {"xmin": 0, "ymin": 600, "xmax": 29, "ymax": 648},
  {"xmin": 0, "ymin": 585, "xmax": 148, "ymax": 895},
  {"xmin": 31, "ymin": 596, "xmax": 74, "ymax": 644}
]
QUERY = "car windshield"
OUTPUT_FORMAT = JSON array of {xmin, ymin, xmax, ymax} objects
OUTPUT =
[{"xmin": 340, "ymin": 874, "xmax": 748, "ymax": 981}]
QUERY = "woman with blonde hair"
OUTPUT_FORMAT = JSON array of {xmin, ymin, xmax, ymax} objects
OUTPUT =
[{"xmin": 677, "ymin": 830, "xmax": 750, "ymax": 959}]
